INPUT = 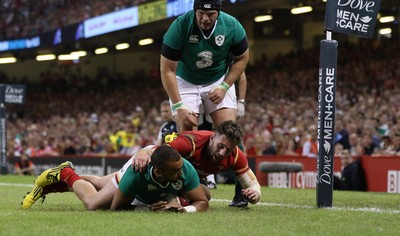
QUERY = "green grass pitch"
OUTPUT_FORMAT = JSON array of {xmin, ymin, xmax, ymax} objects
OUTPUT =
[{"xmin": 0, "ymin": 175, "xmax": 399, "ymax": 236}]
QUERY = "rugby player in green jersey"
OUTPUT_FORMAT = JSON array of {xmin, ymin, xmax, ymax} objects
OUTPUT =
[
  {"xmin": 160, "ymin": 0, "xmax": 250, "ymax": 207},
  {"xmin": 22, "ymin": 146, "xmax": 209, "ymax": 213},
  {"xmin": 160, "ymin": 0, "xmax": 249, "ymax": 132}
]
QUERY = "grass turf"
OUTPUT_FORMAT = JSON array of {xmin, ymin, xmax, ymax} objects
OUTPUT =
[{"xmin": 0, "ymin": 175, "xmax": 399, "ymax": 236}]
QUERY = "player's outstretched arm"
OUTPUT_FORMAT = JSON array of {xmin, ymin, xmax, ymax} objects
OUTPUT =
[
  {"xmin": 237, "ymin": 169, "xmax": 262, "ymax": 204},
  {"xmin": 180, "ymin": 185, "xmax": 209, "ymax": 213}
]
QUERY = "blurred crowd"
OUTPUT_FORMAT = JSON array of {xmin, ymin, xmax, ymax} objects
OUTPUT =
[
  {"xmin": 3, "ymin": 38, "xmax": 400, "ymax": 159},
  {"xmin": 0, "ymin": 0, "xmax": 152, "ymax": 40}
]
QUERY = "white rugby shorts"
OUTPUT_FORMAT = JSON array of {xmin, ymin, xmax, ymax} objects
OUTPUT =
[
  {"xmin": 171, "ymin": 75, "xmax": 237, "ymax": 116},
  {"xmin": 111, "ymin": 156, "xmax": 134, "ymax": 188}
]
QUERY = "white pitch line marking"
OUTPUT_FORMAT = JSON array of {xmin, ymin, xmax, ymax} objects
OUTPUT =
[
  {"xmin": 211, "ymin": 199, "xmax": 400, "ymax": 214},
  {"xmin": 2, "ymin": 182, "xmax": 399, "ymax": 214},
  {"xmin": 0, "ymin": 182, "xmax": 33, "ymax": 187}
]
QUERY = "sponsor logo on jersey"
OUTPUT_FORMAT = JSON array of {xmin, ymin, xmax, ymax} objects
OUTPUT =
[
  {"xmin": 189, "ymin": 35, "xmax": 199, "ymax": 43},
  {"xmin": 171, "ymin": 180, "xmax": 183, "ymax": 190},
  {"xmin": 147, "ymin": 184, "xmax": 158, "ymax": 191},
  {"xmin": 215, "ymin": 35, "xmax": 225, "ymax": 46}
]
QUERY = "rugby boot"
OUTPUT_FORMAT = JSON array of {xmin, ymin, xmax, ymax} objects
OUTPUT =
[
  {"xmin": 21, "ymin": 182, "xmax": 69, "ymax": 209},
  {"xmin": 21, "ymin": 185, "xmax": 45, "ymax": 209},
  {"xmin": 229, "ymin": 181, "xmax": 248, "ymax": 208}
]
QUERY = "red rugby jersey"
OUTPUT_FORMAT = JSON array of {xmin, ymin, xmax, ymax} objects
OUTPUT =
[{"xmin": 168, "ymin": 131, "xmax": 250, "ymax": 178}]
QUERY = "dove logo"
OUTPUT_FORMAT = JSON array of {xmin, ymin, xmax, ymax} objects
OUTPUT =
[
  {"xmin": 337, "ymin": 0, "xmax": 375, "ymax": 13},
  {"xmin": 320, "ymin": 155, "xmax": 333, "ymax": 185},
  {"xmin": 325, "ymin": 0, "xmax": 380, "ymax": 38},
  {"xmin": 360, "ymin": 16, "xmax": 372, "ymax": 23},
  {"xmin": 323, "ymin": 140, "xmax": 331, "ymax": 154}
]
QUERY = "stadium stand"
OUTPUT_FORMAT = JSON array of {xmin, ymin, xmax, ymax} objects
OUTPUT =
[
  {"xmin": 0, "ymin": 0, "xmax": 151, "ymax": 39},
  {"xmin": 2, "ymin": 38, "xmax": 399, "ymax": 158},
  {"xmin": 0, "ymin": 0, "xmax": 399, "ymax": 160}
]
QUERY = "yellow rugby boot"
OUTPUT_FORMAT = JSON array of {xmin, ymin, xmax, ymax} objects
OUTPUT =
[
  {"xmin": 21, "ymin": 186, "xmax": 45, "ymax": 209},
  {"xmin": 34, "ymin": 161, "xmax": 74, "ymax": 187}
]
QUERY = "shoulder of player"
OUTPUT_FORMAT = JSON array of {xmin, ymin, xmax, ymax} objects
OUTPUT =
[
  {"xmin": 218, "ymin": 11, "xmax": 241, "ymax": 25},
  {"xmin": 229, "ymin": 146, "xmax": 247, "ymax": 164},
  {"xmin": 176, "ymin": 10, "xmax": 195, "ymax": 23},
  {"xmin": 181, "ymin": 158, "xmax": 197, "ymax": 174}
]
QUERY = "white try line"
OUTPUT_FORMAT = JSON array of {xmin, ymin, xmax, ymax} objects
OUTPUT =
[
  {"xmin": 0, "ymin": 182, "xmax": 33, "ymax": 187},
  {"xmin": 211, "ymin": 199, "xmax": 400, "ymax": 215},
  {"xmin": 2, "ymin": 182, "xmax": 399, "ymax": 215}
]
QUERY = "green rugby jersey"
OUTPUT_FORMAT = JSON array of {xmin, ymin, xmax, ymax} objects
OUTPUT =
[
  {"xmin": 163, "ymin": 10, "xmax": 247, "ymax": 85},
  {"xmin": 118, "ymin": 158, "xmax": 199, "ymax": 204}
]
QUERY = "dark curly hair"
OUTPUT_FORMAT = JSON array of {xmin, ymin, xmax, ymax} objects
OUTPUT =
[{"xmin": 216, "ymin": 120, "xmax": 243, "ymax": 146}]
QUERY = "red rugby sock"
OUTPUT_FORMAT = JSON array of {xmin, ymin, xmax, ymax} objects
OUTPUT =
[{"xmin": 60, "ymin": 167, "xmax": 81, "ymax": 187}]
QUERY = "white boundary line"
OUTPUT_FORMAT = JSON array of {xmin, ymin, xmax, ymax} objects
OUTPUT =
[{"xmin": 3, "ymin": 182, "xmax": 399, "ymax": 214}]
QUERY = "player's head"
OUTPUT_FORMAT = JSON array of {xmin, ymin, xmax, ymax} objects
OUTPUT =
[
  {"xmin": 193, "ymin": 0, "xmax": 222, "ymax": 30},
  {"xmin": 193, "ymin": 0, "xmax": 222, "ymax": 11},
  {"xmin": 160, "ymin": 100, "xmax": 173, "ymax": 121},
  {"xmin": 208, "ymin": 120, "xmax": 243, "ymax": 162},
  {"xmin": 151, "ymin": 145, "xmax": 183, "ymax": 183}
]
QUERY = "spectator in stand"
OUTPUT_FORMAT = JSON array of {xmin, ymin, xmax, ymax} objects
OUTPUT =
[
  {"xmin": 283, "ymin": 127, "xmax": 301, "ymax": 155},
  {"xmin": 302, "ymin": 125, "xmax": 318, "ymax": 158},
  {"xmin": 262, "ymin": 135, "xmax": 277, "ymax": 155},
  {"xmin": 391, "ymin": 133, "xmax": 400, "ymax": 156},
  {"xmin": 244, "ymin": 135, "xmax": 257, "ymax": 155},
  {"xmin": 15, "ymin": 153, "xmax": 35, "ymax": 176},
  {"xmin": 41, "ymin": 137, "xmax": 60, "ymax": 156},
  {"xmin": 348, "ymin": 132, "xmax": 363, "ymax": 157},
  {"xmin": 333, "ymin": 149, "xmax": 366, "ymax": 191},
  {"xmin": 360, "ymin": 134, "xmax": 378, "ymax": 156},
  {"xmin": 334, "ymin": 118, "xmax": 350, "ymax": 150},
  {"xmin": 334, "ymin": 143, "xmax": 344, "ymax": 156},
  {"xmin": 63, "ymin": 136, "xmax": 78, "ymax": 155}
]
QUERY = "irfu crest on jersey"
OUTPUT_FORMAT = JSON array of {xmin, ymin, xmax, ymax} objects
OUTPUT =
[
  {"xmin": 215, "ymin": 35, "xmax": 225, "ymax": 46},
  {"xmin": 171, "ymin": 180, "xmax": 183, "ymax": 190}
]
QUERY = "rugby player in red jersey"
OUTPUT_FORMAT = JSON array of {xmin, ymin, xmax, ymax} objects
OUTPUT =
[{"xmin": 133, "ymin": 120, "xmax": 261, "ymax": 205}]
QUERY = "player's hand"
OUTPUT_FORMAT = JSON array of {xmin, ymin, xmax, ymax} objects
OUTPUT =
[
  {"xmin": 132, "ymin": 150, "xmax": 151, "ymax": 172},
  {"xmin": 241, "ymin": 188, "xmax": 260, "ymax": 204},
  {"xmin": 208, "ymin": 86, "xmax": 227, "ymax": 104},
  {"xmin": 149, "ymin": 201, "xmax": 168, "ymax": 211},
  {"xmin": 177, "ymin": 108, "xmax": 198, "ymax": 129},
  {"xmin": 237, "ymin": 101, "xmax": 245, "ymax": 117},
  {"xmin": 164, "ymin": 202, "xmax": 185, "ymax": 213}
]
